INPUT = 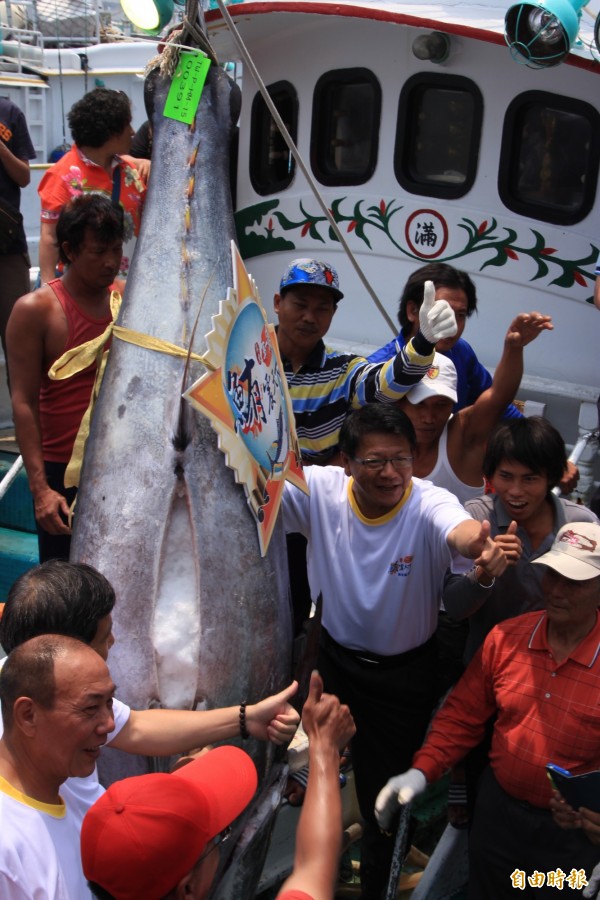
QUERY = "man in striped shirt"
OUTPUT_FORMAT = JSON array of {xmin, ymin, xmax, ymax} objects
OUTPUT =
[
  {"xmin": 274, "ymin": 259, "xmax": 457, "ymax": 465},
  {"xmin": 376, "ymin": 521, "xmax": 600, "ymax": 898}
]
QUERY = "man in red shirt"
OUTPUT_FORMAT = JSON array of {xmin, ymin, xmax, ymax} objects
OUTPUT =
[
  {"xmin": 7, "ymin": 193, "xmax": 124, "ymax": 562},
  {"xmin": 37, "ymin": 87, "xmax": 145, "ymax": 284},
  {"xmin": 376, "ymin": 521, "xmax": 600, "ymax": 899}
]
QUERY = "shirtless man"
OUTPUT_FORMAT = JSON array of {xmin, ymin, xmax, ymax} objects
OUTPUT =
[
  {"xmin": 398, "ymin": 298, "xmax": 553, "ymax": 505},
  {"xmin": 7, "ymin": 193, "xmax": 123, "ymax": 561}
]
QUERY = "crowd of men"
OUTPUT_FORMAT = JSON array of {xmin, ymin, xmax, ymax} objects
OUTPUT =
[{"xmin": 1, "ymin": 83, "xmax": 600, "ymax": 900}]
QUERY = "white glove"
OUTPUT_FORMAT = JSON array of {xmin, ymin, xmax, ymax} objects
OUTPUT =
[
  {"xmin": 374, "ymin": 768, "xmax": 427, "ymax": 831},
  {"xmin": 584, "ymin": 861, "xmax": 600, "ymax": 899},
  {"xmin": 418, "ymin": 280, "xmax": 457, "ymax": 344}
]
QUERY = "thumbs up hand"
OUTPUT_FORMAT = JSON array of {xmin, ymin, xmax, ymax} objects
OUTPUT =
[
  {"xmin": 493, "ymin": 520, "xmax": 523, "ymax": 564},
  {"xmin": 418, "ymin": 280, "xmax": 457, "ymax": 344}
]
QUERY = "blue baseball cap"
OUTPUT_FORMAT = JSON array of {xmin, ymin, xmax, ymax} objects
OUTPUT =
[{"xmin": 279, "ymin": 258, "xmax": 344, "ymax": 301}]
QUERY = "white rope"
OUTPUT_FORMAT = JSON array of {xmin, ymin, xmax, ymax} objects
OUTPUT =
[
  {"xmin": 0, "ymin": 455, "xmax": 23, "ymax": 502},
  {"xmin": 212, "ymin": 0, "xmax": 397, "ymax": 336}
]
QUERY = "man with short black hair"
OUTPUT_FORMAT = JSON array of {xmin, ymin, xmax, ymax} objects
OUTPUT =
[
  {"xmin": 0, "ymin": 560, "xmax": 300, "ymax": 814},
  {"xmin": 8, "ymin": 194, "xmax": 125, "ymax": 561},
  {"xmin": 282, "ymin": 402, "xmax": 507, "ymax": 898},
  {"xmin": 0, "ymin": 634, "xmax": 115, "ymax": 898},
  {"xmin": 38, "ymin": 87, "xmax": 145, "ymax": 284},
  {"xmin": 368, "ymin": 261, "xmax": 521, "ymax": 417},
  {"xmin": 275, "ymin": 258, "xmax": 458, "ymax": 636}
]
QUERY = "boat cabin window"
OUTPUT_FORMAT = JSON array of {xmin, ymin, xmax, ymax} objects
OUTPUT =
[
  {"xmin": 249, "ymin": 81, "xmax": 298, "ymax": 195},
  {"xmin": 310, "ymin": 68, "xmax": 381, "ymax": 186},
  {"xmin": 498, "ymin": 91, "xmax": 600, "ymax": 226},
  {"xmin": 394, "ymin": 73, "xmax": 482, "ymax": 199}
]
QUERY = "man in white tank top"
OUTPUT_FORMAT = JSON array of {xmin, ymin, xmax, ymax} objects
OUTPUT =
[{"xmin": 399, "ymin": 309, "xmax": 553, "ymax": 505}]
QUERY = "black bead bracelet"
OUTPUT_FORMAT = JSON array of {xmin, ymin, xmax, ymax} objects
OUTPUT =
[{"xmin": 239, "ymin": 701, "xmax": 250, "ymax": 739}]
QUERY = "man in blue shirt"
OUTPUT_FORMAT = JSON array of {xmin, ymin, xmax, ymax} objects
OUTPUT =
[{"xmin": 368, "ymin": 262, "xmax": 521, "ymax": 418}]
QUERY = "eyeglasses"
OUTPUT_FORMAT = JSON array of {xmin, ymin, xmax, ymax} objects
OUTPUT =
[
  {"xmin": 352, "ymin": 456, "xmax": 413, "ymax": 472},
  {"xmin": 199, "ymin": 826, "xmax": 232, "ymax": 861}
]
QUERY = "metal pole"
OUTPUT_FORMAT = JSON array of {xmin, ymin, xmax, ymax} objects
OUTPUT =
[
  {"xmin": 385, "ymin": 802, "xmax": 412, "ymax": 900},
  {"xmin": 211, "ymin": 0, "xmax": 397, "ymax": 336}
]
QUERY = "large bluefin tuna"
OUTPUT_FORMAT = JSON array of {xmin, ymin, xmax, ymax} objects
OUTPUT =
[{"xmin": 70, "ymin": 15, "xmax": 294, "ymax": 898}]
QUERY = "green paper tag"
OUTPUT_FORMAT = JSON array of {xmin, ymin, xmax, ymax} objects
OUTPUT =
[{"xmin": 164, "ymin": 52, "xmax": 211, "ymax": 124}]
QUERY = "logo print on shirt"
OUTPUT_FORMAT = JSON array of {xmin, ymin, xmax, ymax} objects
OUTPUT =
[{"xmin": 388, "ymin": 556, "xmax": 413, "ymax": 577}]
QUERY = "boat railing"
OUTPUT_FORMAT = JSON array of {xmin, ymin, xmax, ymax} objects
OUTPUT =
[
  {"xmin": 0, "ymin": 26, "xmax": 46, "ymax": 72},
  {"xmin": 0, "ymin": 0, "xmax": 109, "ymax": 63}
]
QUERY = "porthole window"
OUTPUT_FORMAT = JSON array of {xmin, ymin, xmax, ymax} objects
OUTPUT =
[
  {"xmin": 310, "ymin": 68, "xmax": 381, "ymax": 186},
  {"xmin": 394, "ymin": 73, "xmax": 483, "ymax": 199},
  {"xmin": 249, "ymin": 81, "xmax": 297, "ymax": 195},
  {"xmin": 498, "ymin": 91, "xmax": 600, "ymax": 226}
]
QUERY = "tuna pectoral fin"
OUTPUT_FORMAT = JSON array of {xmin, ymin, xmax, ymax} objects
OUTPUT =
[{"xmin": 151, "ymin": 484, "xmax": 200, "ymax": 710}]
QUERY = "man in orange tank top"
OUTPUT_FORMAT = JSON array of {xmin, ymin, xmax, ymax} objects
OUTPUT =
[{"xmin": 6, "ymin": 194, "xmax": 124, "ymax": 562}]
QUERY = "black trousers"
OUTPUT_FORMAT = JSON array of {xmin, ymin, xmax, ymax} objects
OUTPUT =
[
  {"xmin": 317, "ymin": 629, "xmax": 438, "ymax": 899},
  {"xmin": 469, "ymin": 767, "xmax": 599, "ymax": 899},
  {"xmin": 36, "ymin": 461, "xmax": 76, "ymax": 563}
]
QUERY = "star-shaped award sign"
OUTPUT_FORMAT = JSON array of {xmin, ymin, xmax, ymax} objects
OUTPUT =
[{"xmin": 184, "ymin": 242, "xmax": 307, "ymax": 556}]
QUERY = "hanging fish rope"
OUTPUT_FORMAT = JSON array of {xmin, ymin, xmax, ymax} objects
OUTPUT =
[
  {"xmin": 52, "ymin": 0, "xmax": 68, "ymax": 152},
  {"xmin": 211, "ymin": 0, "xmax": 397, "ymax": 337}
]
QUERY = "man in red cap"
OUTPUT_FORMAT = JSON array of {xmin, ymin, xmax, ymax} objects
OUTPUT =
[
  {"xmin": 82, "ymin": 671, "xmax": 356, "ymax": 900},
  {"xmin": 0, "ymin": 623, "xmax": 300, "ymax": 900}
]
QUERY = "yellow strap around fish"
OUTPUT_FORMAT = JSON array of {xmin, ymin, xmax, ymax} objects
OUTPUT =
[
  {"xmin": 111, "ymin": 325, "xmax": 205, "ymax": 363},
  {"xmin": 48, "ymin": 291, "xmax": 122, "ymax": 381},
  {"xmin": 48, "ymin": 290, "xmax": 212, "ymax": 491}
]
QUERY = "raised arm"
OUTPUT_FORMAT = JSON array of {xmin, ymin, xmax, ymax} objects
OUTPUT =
[
  {"xmin": 460, "ymin": 312, "xmax": 552, "ymax": 445},
  {"xmin": 278, "ymin": 672, "xmax": 356, "ymax": 900},
  {"xmin": 108, "ymin": 681, "xmax": 300, "ymax": 755}
]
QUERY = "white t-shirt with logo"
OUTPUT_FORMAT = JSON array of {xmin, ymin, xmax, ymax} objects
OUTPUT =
[{"xmin": 283, "ymin": 468, "xmax": 473, "ymax": 655}]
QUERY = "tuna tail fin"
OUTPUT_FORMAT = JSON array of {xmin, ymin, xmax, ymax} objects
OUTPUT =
[{"xmin": 181, "ymin": 0, "xmax": 218, "ymax": 64}]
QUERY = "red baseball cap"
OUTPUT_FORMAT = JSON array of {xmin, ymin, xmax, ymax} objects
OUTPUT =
[{"xmin": 81, "ymin": 746, "xmax": 257, "ymax": 899}]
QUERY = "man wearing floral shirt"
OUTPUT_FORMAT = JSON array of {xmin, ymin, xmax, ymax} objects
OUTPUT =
[{"xmin": 38, "ymin": 88, "xmax": 145, "ymax": 283}]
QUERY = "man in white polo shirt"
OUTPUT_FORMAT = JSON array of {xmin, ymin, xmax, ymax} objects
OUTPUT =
[{"xmin": 282, "ymin": 402, "xmax": 508, "ymax": 899}]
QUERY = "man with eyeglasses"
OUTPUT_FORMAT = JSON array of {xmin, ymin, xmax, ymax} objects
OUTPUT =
[
  {"xmin": 274, "ymin": 258, "xmax": 457, "ymax": 635},
  {"xmin": 281, "ymin": 402, "xmax": 508, "ymax": 900}
]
